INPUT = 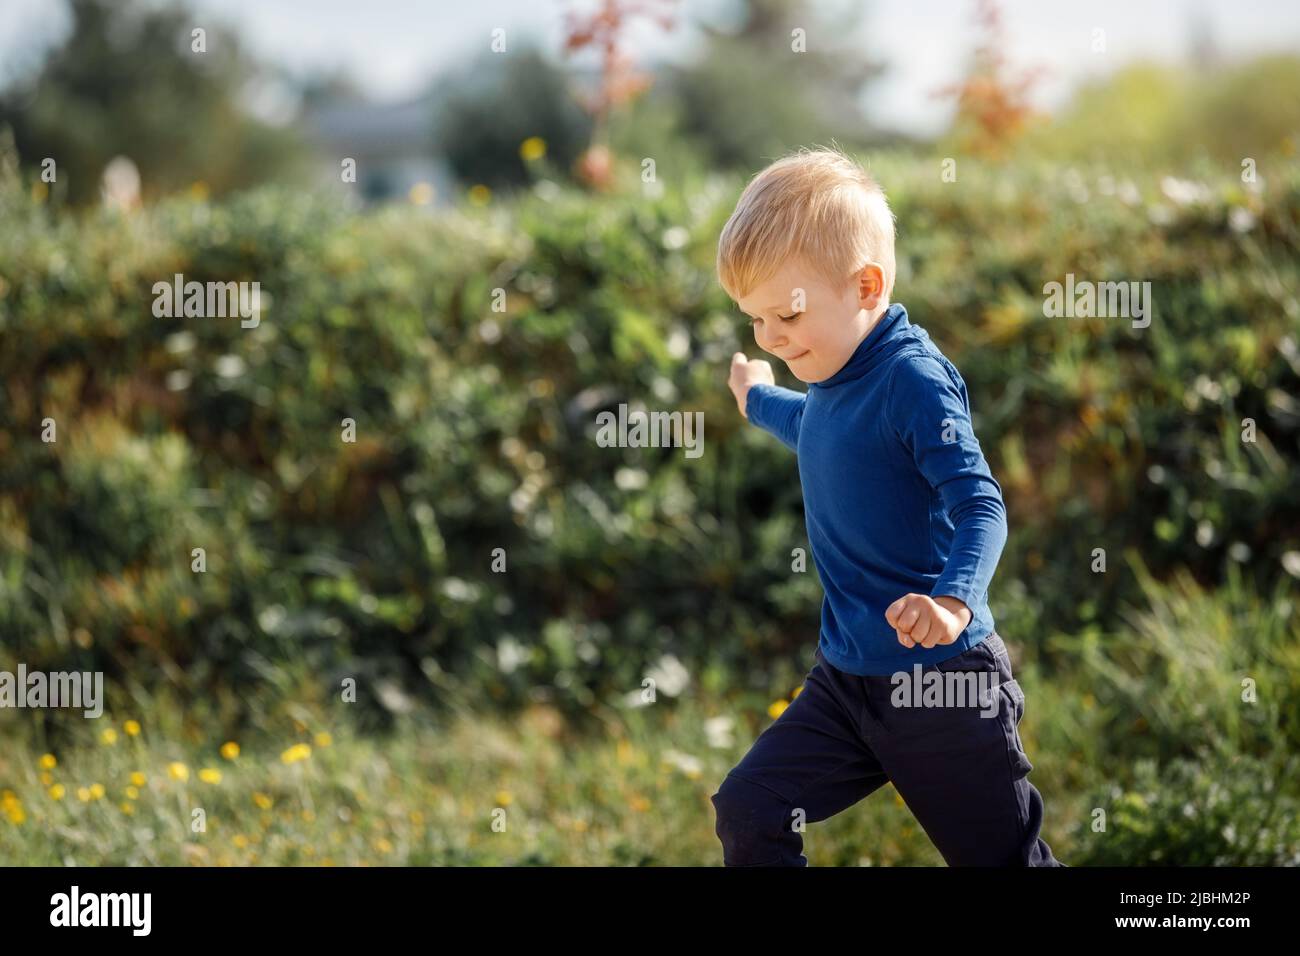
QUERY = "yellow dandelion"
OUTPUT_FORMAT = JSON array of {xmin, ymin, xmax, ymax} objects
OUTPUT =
[
  {"xmin": 101, "ymin": 727, "xmax": 118, "ymax": 745},
  {"xmin": 495, "ymin": 789, "xmax": 512, "ymax": 807},
  {"xmin": 252, "ymin": 792, "xmax": 273, "ymax": 810},
  {"xmin": 124, "ymin": 719, "xmax": 141, "ymax": 736},
  {"xmin": 3, "ymin": 801, "xmax": 24, "ymax": 824},
  {"xmin": 520, "ymin": 136, "xmax": 546, "ymax": 162},
  {"xmin": 39, "ymin": 753, "xmax": 57, "ymax": 770},
  {"xmin": 125, "ymin": 786, "xmax": 139, "ymax": 800},
  {"xmin": 468, "ymin": 184, "xmax": 491, "ymax": 206},
  {"xmin": 629, "ymin": 794, "xmax": 651, "ymax": 813},
  {"xmin": 49, "ymin": 784, "xmax": 66, "ymax": 801},
  {"xmin": 120, "ymin": 802, "xmax": 135, "ymax": 815},
  {"xmin": 572, "ymin": 818, "xmax": 589, "ymax": 832},
  {"xmin": 373, "ymin": 837, "xmax": 393, "ymax": 854},
  {"xmin": 167, "ymin": 762, "xmax": 190, "ymax": 782},
  {"xmin": 89, "ymin": 783, "xmax": 105, "ymax": 800},
  {"xmin": 220, "ymin": 741, "xmax": 240, "ymax": 760},
  {"xmin": 280, "ymin": 743, "xmax": 311, "ymax": 765},
  {"xmin": 130, "ymin": 772, "xmax": 146, "ymax": 788},
  {"xmin": 408, "ymin": 182, "xmax": 434, "ymax": 206},
  {"xmin": 198, "ymin": 768, "xmax": 222, "ymax": 785},
  {"xmin": 409, "ymin": 810, "xmax": 424, "ymax": 826},
  {"xmin": 77, "ymin": 787, "xmax": 91, "ymax": 802},
  {"xmin": 233, "ymin": 834, "xmax": 249, "ymax": 849},
  {"xmin": 313, "ymin": 731, "xmax": 332, "ymax": 748},
  {"xmin": 767, "ymin": 699, "xmax": 789, "ymax": 719}
]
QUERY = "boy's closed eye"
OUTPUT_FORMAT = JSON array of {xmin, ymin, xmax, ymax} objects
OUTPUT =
[{"xmin": 744, "ymin": 312, "xmax": 802, "ymax": 327}]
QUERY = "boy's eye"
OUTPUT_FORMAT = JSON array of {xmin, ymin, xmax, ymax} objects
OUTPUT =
[{"xmin": 742, "ymin": 311, "xmax": 799, "ymax": 327}]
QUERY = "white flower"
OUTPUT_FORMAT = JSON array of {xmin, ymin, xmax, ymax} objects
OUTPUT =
[
  {"xmin": 496, "ymin": 636, "xmax": 531, "ymax": 674},
  {"xmin": 704, "ymin": 715, "xmax": 735, "ymax": 749},
  {"xmin": 614, "ymin": 467, "xmax": 648, "ymax": 491},
  {"xmin": 214, "ymin": 354, "xmax": 245, "ymax": 378},
  {"xmin": 662, "ymin": 748, "xmax": 702, "ymax": 777},
  {"xmin": 666, "ymin": 326, "xmax": 691, "ymax": 359},
  {"xmin": 1280, "ymin": 552, "xmax": 1300, "ymax": 579},
  {"xmin": 165, "ymin": 331, "xmax": 196, "ymax": 353},
  {"xmin": 441, "ymin": 577, "xmax": 478, "ymax": 602},
  {"xmin": 661, "ymin": 226, "xmax": 690, "ymax": 250},
  {"xmin": 1160, "ymin": 176, "xmax": 1211, "ymax": 206},
  {"xmin": 646, "ymin": 653, "xmax": 690, "ymax": 698}
]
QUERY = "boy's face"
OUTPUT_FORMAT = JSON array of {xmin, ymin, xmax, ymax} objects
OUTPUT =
[{"xmin": 737, "ymin": 257, "xmax": 886, "ymax": 384}]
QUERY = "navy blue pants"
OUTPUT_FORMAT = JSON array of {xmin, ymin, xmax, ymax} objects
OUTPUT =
[{"xmin": 710, "ymin": 633, "xmax": 1064, "ymax": 866}]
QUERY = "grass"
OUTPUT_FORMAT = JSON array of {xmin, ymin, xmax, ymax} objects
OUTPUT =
[
  {"xmin": 2, "ymin": 669, "xmax": 1082, "ymax": 866},
  {"xmin": 2, "ymin": 570, "xmax": 1295, "ymax": 866}
]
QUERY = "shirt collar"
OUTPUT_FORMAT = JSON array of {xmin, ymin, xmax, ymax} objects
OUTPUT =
[{"xmin": 812, "ymin": 302, "xmax": 912, "ymax": 389}]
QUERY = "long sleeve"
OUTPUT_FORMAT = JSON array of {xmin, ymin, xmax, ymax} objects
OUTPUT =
[
  {"xmin": 887, "ymin": 354, "xmax": 1007, "ymax": 608},
  {"xmin": 745, "ymin": 383, "xmax": 806, "ymax": 453}
]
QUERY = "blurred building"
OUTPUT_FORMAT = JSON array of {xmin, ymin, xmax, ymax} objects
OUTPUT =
[{"xmin": 304, "ymin": 93, "xmax": 456, "ymax": 207}]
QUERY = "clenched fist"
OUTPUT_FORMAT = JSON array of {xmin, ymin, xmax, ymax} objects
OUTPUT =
[
  {"xmin": 728, "ymin": 352, "xmax": 775, "ymax": 419},
  {"xmin": 885, "ymin": 594, "xmax": 973, "ymax": 649}
]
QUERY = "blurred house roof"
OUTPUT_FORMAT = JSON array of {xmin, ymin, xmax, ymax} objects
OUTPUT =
[{"xmin": 304, "ymin": 94, "xmax": 436, "ymax": 157}]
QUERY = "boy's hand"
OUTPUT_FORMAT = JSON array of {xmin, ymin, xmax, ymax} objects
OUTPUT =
[
  {"xmin": 885, "ymin": 594, "xmax": 972, "ymax": 649},
  {"xmin": 729, "ymin": 353, "xmax": 774, "ymax": 419}
]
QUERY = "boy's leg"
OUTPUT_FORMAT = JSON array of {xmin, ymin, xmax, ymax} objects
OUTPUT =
[
  {"xmin": 710, "ymin": 646, "xmax": 889, "ymax": 866},
  {"xmin": 862, "ymin": 633, "xmax": 1064, "ymax": 867}
]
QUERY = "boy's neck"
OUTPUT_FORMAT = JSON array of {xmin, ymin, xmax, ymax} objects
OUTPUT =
[{"xmin": 850, "ymin": 301, "xmax": 892, "ymax": 349}]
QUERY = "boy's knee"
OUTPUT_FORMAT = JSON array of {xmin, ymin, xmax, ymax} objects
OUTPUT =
[{"xmin": 710, "ymin": 774, "xmax": 793, "ymax": 866}]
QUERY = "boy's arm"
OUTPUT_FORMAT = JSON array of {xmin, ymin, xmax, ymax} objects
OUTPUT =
[
  {"xmin": 729, "ymin": 353, "xmax": 805, "ymax": 453},
  {"xmin": 887, "ymin": 353, "xmax": 1008, "ymax": 637},
  {"xmin": 746, "ymin": 384, "xmax": 806, "ymax": 453}
]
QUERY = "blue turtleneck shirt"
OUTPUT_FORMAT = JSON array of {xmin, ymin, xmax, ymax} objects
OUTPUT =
[{"xmin": 745, "ymin": 302, "xmax": 1008, "ymax": 675}]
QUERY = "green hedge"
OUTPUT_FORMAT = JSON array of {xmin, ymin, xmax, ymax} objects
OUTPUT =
[{"xmin": 2, "ymin": 149, "xmax": 1298, "ymax": 726}]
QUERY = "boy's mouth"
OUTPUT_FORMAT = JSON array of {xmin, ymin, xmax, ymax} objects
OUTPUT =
[{"xmin": 785, "ymin": 350, "xmax": 810, "ymax": 362}]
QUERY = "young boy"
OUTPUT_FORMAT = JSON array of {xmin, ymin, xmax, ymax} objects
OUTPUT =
[{"xmin": 710, "ymin": 146, "xmax": 1063, "ymax": 867}]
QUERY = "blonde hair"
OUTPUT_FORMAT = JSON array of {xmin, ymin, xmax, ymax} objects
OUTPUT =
[{"xmin": 716, "ymin": 144, "xmax": 896, "ymax": 306}]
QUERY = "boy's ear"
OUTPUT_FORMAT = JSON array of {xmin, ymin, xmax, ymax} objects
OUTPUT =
[{"xmin": 857, "ymin": 264, "xmax": 885, "ymax": 310}]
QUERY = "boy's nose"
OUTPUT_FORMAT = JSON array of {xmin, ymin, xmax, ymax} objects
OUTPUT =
[{"xmin": 757, "ymin": 327, "xmax": 786, "ymax": 352}]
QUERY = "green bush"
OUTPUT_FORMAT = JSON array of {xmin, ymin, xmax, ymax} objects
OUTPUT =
[{"xmin": 1, "ymin": 146, "xmax": 1298, "ymax": 731}]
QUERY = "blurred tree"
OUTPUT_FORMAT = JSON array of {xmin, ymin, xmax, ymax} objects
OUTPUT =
[
  {"xmin": 662, "ymin": 0, "xmax": 887, "ymax": 170},
  {"xmin": 932, "ymin": 0, "xmax": 1046, "ymax": 160},
  {"xmin": 0, "ymin": 0, "xmax": 305, "ymax": 204},
  {"xmin": 434, "ymin": 45, "xmax": 593, "ymax": 193},
  {"xmin": 1018, "ymin": 55, "xmax": 1300, "ymax": 167},
  {"xmin": 560, "ymin": 0, "xmax": 678, "ymax": 190}
]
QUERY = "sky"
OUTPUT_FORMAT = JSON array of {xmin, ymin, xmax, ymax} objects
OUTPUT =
[{"xmin": 2, "ymin": 0, "xmax": 1299, "ymax": 137}]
